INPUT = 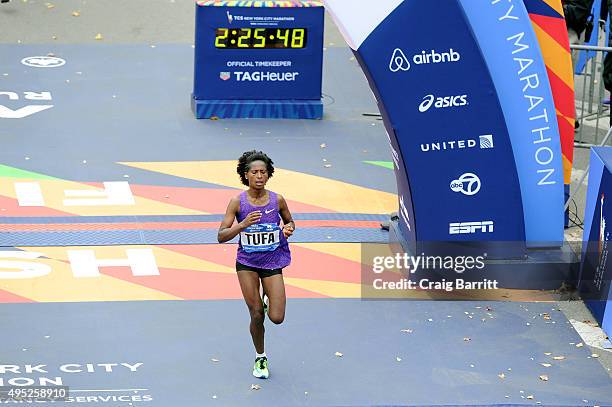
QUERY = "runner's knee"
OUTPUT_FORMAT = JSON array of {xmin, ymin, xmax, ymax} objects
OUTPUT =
[
  {"xmin": 268, "ymin": 311, "xmax": 284, "ymax": 325},
  {"xmin": 249, "ymin": 306, "xmax": 265, "ymax": 324}
]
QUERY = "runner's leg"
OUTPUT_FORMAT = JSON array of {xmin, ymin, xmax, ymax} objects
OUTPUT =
[
  {"xmin": 261, "ymin": 274, "xmax": 286, "ymax": 325},
  {"xmin": 237, "ymin": 270, "xmax": 265, "ymax": 353}
]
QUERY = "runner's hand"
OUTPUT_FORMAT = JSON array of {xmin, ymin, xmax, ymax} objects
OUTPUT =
[
  {"xmin": 240, "ymin": 211, "xmax": 261, "ymax": 229},
  {"xmin": 283, "ymin": 224, "xmax": 294, "ymax": 238}
]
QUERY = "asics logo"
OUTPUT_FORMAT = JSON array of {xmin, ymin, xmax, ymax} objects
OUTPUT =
[{"xmin": 419, "ymin": 94, "xmax": 468, "ymax": 112}]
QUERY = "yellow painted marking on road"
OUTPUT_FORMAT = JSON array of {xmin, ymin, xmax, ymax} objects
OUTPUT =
[
  {"xmin": 146, "ymin": 246, "xmax": 236, "ymax": 274},
  {"xmin": 0, "ymin": 179, "xmax": 203, "ymax": 216},
  {"xmin": 284, "ymin": 277, "xmax": 362, "ymax": 297},
  {"xmin": 119, "ymin": 161, "xmax": 398, "ymax": 214},
  {"xmin": 29, "ymin": 245, "xmax": 236, "ymax": 274},
  {"xmin": 292, "ymin": 242, "xmax": 362, "ymax": 262},
  {"xmin": 0, "ymin": 247, "xmax": 180, "ymax": 302}
]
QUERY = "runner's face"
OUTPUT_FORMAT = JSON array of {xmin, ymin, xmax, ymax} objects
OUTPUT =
[{"xmin": 246, "ymin": 161, "xmax": 268, "ymax": 189}]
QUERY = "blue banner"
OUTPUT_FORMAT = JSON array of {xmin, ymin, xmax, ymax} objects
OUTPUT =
[
  {"xmin": 460, "ymin": 0, "xmax": 564, "ymax": 246},
  {"xmin": 354, "ymin": 0, "xmax": 526, "ymax": 253}
]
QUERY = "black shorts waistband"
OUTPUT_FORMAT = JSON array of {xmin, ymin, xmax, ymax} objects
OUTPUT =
[{"xmin": 236, "ymin": 261, "xmax": 283, "ymax": 278}]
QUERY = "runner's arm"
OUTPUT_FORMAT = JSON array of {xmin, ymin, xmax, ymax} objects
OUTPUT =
[
  {"xmin": 217, "ymin": 197, "xmax": 244, "ymax": 243},
  {"xmin": 278, "ymin": 194, "xmax": 295, "ymax": 236}
]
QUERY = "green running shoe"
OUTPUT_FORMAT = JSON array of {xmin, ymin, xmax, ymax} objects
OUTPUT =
[{"xmin": 253, "ymin": 357, "xmax": 269, "ymax": 379}]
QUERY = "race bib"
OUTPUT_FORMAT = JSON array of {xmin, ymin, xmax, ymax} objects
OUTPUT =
[{"xmin": 240, "ymin": 223, "xmax": 281, "ymax": 253}]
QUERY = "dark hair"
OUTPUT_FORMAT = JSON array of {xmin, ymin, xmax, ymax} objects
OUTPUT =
[{"xmin": 237, "ymin": 150, "xmax": 274, "ymax": 186}]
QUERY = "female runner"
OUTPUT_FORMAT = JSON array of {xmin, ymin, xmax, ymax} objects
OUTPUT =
[{"xmin": 218, "ymin": 150, "xmax": 295, "ymax": 379}]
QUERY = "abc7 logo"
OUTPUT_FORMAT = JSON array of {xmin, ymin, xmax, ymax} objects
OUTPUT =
[{"xmin": 450, "ymin": 173, "xmax": 481, "ymax": 196}]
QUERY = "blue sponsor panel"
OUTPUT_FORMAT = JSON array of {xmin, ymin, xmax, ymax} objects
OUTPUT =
[
  {"xmin": 580, "ymin": 147, "xmax": 612, "ymax": 337},
  {"xmin": 460, "ymin": 0, "xmax": 564, "ymax": 247},
  {"xmin": 192, "ymin": 1, "xmax": 324, "ymax": 119},
  {"xmin": 353, "ymin": 0, "xmax": 526, "ymax": 257}
]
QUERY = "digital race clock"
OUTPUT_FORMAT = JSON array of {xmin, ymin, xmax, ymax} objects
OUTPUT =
[
  {"xmin": 215, "ymin": 28, "xmax": 308, "ymax": 49},
  {"xmin": 192, "ymin": 0, "xmax": 324, "ymax": 119}
]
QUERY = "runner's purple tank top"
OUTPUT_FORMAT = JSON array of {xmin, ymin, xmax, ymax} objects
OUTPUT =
[{"xmin": 236, "ymin": 190, "xmax": 291, "ymax": 270}]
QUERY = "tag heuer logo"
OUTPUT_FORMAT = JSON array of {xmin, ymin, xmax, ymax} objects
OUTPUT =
[{"xmin": 219, "ymin": 72, "xmax": 231, "ymax": 81}]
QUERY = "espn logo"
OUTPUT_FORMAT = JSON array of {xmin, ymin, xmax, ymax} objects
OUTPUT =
[{"xmin": 449, "ymin": 221, "xmax": 494, "ymax": 235}]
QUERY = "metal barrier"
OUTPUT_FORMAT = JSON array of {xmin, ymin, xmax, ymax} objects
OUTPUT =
[{"xmin": 572, "ymin": 43, "xmax": 612, "ymax": 146}]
